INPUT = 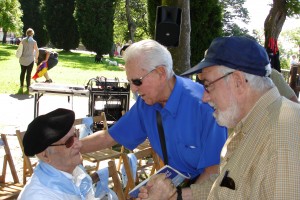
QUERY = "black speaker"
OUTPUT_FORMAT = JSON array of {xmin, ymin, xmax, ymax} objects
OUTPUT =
[{"xmin": 155, "ymin": 6, "xmax": 182, "ymax": 47}]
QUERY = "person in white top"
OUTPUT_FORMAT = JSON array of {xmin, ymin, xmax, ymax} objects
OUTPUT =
[{"xmin": 290, "ymin": 55, "xmax": 298, "ymax": 68}]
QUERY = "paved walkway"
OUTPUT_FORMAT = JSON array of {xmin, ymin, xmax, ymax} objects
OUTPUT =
[
  {"xmin": 0, "ymin": 93, "xmax": 89, "ymax": 134},
  {"xmin": 0, "ymin": 92, "xmax": 131, "ymax": 184}
]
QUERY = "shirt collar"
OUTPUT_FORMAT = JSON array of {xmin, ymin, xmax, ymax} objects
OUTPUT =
[
  {"xmin": 156, "ymin": 75, "xmax": 182, "ymax": 117},
  {"xmin": 234, "ymin": 87, "xmax": 280, "ymax": 135}
]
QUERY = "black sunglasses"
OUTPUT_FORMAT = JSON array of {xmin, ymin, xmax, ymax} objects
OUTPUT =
[
  {"xmin": 49, "ymin": 129, "xmax": 79, "ymax": 148},
  {"xmin": 130, "ymin": 68, "xmax": 156, "ymax": 86}
]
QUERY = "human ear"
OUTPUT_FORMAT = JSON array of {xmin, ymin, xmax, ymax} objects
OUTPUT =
[
  {"xmin": 156, "ymin": 65, "xmax": 166, "ymax": 77},
  {"xmin": 232, "ymin": 71, "xmax": 247, "ymax": 92},
  {"xmin": 37, "ymin": 150, "xmax": 51, "ymax": 163}
]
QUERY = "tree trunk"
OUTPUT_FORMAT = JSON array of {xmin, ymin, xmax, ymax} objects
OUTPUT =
[
  {"xmin": 2, "ymin": 31, "xmax": 7, "ymax": 44},
  {"xmin": 125, "ymin": 0, "xmax": 136, "ymax": 42},
  {"xmin": 264, "ymin": 0, "xmax": 287, "ymax": 72},
  {"xmin": 168, "ymin": 0, "xmax": 191, "ymax": 75},
  {"xmin": 264, "ymin": 0, "xmax": 287, "ymax": 47}
]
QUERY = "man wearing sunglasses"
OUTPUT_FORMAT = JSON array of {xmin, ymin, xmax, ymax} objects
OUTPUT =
[
  {"xmin": 18, "ymin": 108, "xmax": 107, "ymax": 200},
  {"xmin": 81, "ymin": 39, "xmax": 227, "ymax": 197},
  {"xmin": 136, "ymin": 37, "xmax": 300, "ymax": 199}
]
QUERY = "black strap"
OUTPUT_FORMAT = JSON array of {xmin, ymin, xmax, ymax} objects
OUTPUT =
[{"xmin": 156, "ymin": 111, "xmax": 168, "ymax": 165}]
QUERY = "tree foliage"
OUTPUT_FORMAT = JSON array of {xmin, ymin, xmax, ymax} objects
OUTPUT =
[
  {"xmin": 19, "ymin": 0, "xmax": 48, "ymax": 46},
  {"xmin": 0, "ymin": 0, "xmax": 23, "ymax": 43},
  {"xmin": 147, "ymin": 0, "xmax": 161, "ymax": 39},
  {"xmin": 114, "ymin": 0, "xmax": 148, "ymax": 44},
  {"xmin": 75, "ymin": 0, "xmax": 116, "ymax": 56},
  {"xmin": 282, "ymin": 27, "xmax": 300, "ymax": 57},
  {"xmin": 220, "ymin": 0, "xmax": 250, "ymax": 36},
  {"xmin": 42, "ymin": 0, "xmax": 79, "ymax": 51},
  {"xmin": 190, "ymin": 0, "xmax": 223, "ymax": 67}
]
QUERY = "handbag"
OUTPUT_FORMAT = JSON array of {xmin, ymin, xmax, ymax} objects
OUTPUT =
[{"xmin": 15, "ymin": 43, "xmax": 23, "ymax": 58}]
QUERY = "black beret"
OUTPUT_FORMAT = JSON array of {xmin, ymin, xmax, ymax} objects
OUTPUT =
[{"xmin": 23, "ymin": 108, "xmax": 75, "ymax": 156}]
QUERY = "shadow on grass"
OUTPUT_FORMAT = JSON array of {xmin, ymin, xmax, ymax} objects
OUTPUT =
[
  {"xmin": 1, "ymin": 44, "xmax": 18, "ymax": 50},
  {"xmin": 9, "ymin": 93, "xmax": 34, "ymax": 100},
  {"xmin": 0, "ymin": 45, "xmax": 15, "ymax": 61},
  {"xmin": 9, "ymin": 87, "xmax": 34, "ymax": 100}
]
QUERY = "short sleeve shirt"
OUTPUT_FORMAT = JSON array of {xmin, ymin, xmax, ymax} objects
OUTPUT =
[{"xmin": 109, "ymin": 75, "xmax": 227, "ymax": 179}]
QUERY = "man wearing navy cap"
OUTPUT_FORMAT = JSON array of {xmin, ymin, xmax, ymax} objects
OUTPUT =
[
  {"xmin": 18, "ymin": 108, "xmax": 106, "ymax": 200},
  {"xmin": 137, "ymin": 36, "xmax": 300, "ymax": 199}
]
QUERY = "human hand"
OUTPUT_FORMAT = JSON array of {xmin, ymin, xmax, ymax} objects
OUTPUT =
[
  {"xmin": 136, "ymin": 186, "xmax": 149, "ymax": 200},
  {"xmin": 136, "ymin": 173, "xmax": 176, "ymax": 200}
]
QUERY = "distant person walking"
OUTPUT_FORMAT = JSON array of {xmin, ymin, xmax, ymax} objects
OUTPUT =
[{"xmin": 19, "ymin": 28, "xmax": 39, "ymax": 93}]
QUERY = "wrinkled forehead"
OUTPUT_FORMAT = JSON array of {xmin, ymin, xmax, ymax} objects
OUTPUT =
[
  {"xmin": 125, "ymin": 57, "xmax": 149, "ymax": 76},
  {"xmin": 201, "ymin": 66, "xmax": 221, "ymax": 79}
]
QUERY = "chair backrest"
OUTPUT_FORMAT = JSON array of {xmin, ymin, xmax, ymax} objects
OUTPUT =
[
  {"xmin": 122, "ymin": 147, "xmax": 162, "ymax": 198},
  {"xmin": 0, "ymin": 134, "xmax": 24, "ymax": 199},
  {"xmin": 16, "ymin": 130, "xmax": 35, "ymax": 184},
  {"xmin": 0, "ymin": 134, "xmax": 19, "ymax": 184},
  {"xmin": 74, "ymin": 112, "xmax": 108, "ymax": 131},
  {"xmin": 107, "ymin": 160, "xmax": 125, "ymax": 200}
]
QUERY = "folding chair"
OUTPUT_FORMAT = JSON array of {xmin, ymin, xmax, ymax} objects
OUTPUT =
[
  {"xmin": 15, "ymin": 130, "xmax": 37, "ymax": 185},
  {"xmin": 75, "ymin": 112, "xmax": 123, "ymax": 173},
  {"xmin": 107, "ymin": 160, "xmax": 125, "ymax": 200},
  {"xmin": 117, "ymin": 110, "xmax": 152, "ymax": 171},
  {"xmin": 0, "ymin": 134, "xmax": 23, "ymax": 199},
  {"xmin": 122, "ymin": 147, "xmax": 162, "ymax": 198}
]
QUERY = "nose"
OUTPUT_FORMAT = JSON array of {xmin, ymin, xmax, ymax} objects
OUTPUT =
[{"xmin": 202, "ymin": 90, "xmax": 211, "ymax": 103}]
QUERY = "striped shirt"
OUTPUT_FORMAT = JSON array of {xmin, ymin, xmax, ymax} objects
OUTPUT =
[{"xmin": 192, "ymin": 87, "xmax": 300, "ymax": 199}]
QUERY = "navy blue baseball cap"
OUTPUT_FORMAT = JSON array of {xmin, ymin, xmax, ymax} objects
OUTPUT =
[{"xmin": 181, "ymin": 36, "xmax": 271, "ymax": 77}]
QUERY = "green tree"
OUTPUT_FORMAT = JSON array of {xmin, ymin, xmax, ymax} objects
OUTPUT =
[
  {"xmin": 190, "ymin": 0, "xmax": 223, "ymax": 68},
  {"xmin": 114, "ymin": 0, "xmax": 127, "ymax": 43},
  {"xmin": 220, "ymin": 0, "xmax": 250, "ymax": 36},
  {"xmin": 0, "ymin": 0, "xmax": 23, "ymax": 43},
  {"xmin": 42, "ymin": 0, "xmax": 79, "ymax": 51},
  {"xmin": 282, "ymin": 27, "xmax": 300, "ymax": 58},
  {"xmin": 19, "ymin": 0, "xmax": 48, "ymax": 47},
  {"xmin": 264, "ymin": 0, "xmax": 300, "ymax": 51},
  {"xmin": 147, "ymin": 0, "xmax": 161, "ymax": 39},
  {"xmin": 114, "ymin": 0, "xmax": 148, "ymax": 44},
  {"xmin": 75, "ymin": 0, "xmax": 116, "ymax": 57}
]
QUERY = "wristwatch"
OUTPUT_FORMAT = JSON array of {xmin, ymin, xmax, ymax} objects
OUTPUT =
[{"xmin": 176, "ymin": 186, "xmax": 182, "ymax": 200}]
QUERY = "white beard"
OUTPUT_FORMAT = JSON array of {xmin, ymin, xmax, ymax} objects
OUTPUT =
[{"xmin": 209, "ymin": 98, "xmax": 239, "ymax": 128}]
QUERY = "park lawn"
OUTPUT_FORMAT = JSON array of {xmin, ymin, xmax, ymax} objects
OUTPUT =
[{"xmin": 0, "ymin": 44, "xmax": 127, "ymax": 94}]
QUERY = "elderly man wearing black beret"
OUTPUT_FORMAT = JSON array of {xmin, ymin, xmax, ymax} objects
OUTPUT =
[
  {"xmin": 18, "ymin": 108, "xmax": 104, "ymax": 200},
  {"xmin": 136, "ymin": 36, "xmax": 300, "ymax": 199}
]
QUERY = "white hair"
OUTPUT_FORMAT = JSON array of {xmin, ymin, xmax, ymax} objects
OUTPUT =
[
  {"xmin": 218, "ymin": 65, "xmax": 274, "ymax": 92},
  {"xmin": 123, "ymin": 39, "xmax": 175, "ymax": 79}
]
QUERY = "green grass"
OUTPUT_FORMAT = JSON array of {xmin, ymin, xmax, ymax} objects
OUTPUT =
[{"xmin": 0, "ymin": 44, "xmax": 127, "ymax": 94}]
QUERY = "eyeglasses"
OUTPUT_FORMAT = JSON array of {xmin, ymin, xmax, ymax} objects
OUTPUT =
[
  {"xmin": 203, "ymin": 72, "xmax": 233, "ymax": 93},
  {"xmin": 49, "ymin": 129, "xmax": 79, "ymax": 148},
  {"xmin": 130, "ymin": 68, "xmax": 156, "ymax": 86}
]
